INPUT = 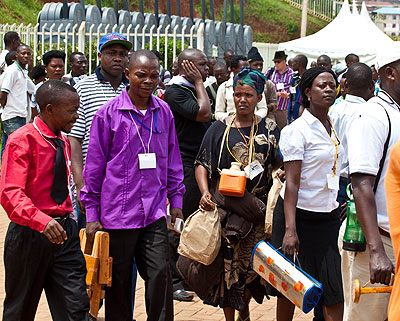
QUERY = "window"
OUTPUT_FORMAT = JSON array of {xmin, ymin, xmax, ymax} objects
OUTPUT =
[
  {"xmin": 384, "ymin": 23, "xmax": 387, "ymax": 27},
  {"xmin": 393, "ymin": 23, "xmax": 397, "ymax": 28},
  {"xmin": 392, "ymin": 32, "xmax": 396, "ymax": 36},
  {"xmin": 394, "ymin": 15, "xmax": 397, "ymax": 20}
]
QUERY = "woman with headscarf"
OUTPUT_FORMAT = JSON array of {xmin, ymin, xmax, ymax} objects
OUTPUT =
[
  {"xmin": 195, "ymin": 67, "xmax": 282, "ymax": 321},
  {"xmin": 270, "ymin": 66, "xmax": 344, "ymax": 321}
]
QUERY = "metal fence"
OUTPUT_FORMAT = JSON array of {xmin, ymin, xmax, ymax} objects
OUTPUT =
[
  {"xmin": 284, "ymin": 0, "xmax": 344, "ymax": 22},
  {"xmin": 0, "ymin": 22, "xmax": 205, "ymax": 73}
]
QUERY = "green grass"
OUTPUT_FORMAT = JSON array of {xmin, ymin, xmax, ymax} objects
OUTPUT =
[
  {"xmin": 0, "ymin": 0, "xmax": 328, "ymax": 43},
  {"xmin": 195, "ymin": 0, "xmax": 328, "ymax": 43},
  {"xmin": 0, "ymin": 0, "xmax": 42, "ymax": 25}
]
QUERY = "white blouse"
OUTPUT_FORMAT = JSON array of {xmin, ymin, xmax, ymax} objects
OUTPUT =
[{"xmin": 279, "ymin": 109, "xmax": 344, "ymax": 212}]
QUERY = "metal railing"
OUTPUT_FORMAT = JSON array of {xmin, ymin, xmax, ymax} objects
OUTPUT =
[
  {"xmin": 285, "ymin": 0, "xmax": 344, "ymax": 22},
  {"xmin": 0, "ymin": 22, "xmax": 205, "ymax": 73}
]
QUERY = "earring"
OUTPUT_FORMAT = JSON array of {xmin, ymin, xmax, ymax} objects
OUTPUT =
[{"xmin": 308, "ymin": 96, "xmax": 311, "ymax": 101}]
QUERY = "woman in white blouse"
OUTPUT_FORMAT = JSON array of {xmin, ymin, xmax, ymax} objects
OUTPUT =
[{"xmin": 270, "ymin": 67, "xmax": 344, "ymax": 321}]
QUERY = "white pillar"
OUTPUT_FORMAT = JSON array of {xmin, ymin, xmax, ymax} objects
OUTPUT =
[{"xmin": 301, "ymin": 0, "xmax": 308, "ymax": 37}]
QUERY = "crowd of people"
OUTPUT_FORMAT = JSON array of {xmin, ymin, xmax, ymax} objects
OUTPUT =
[{"xmin": 0, "ymin": 29, "xmax": 399, "ymax": 321}]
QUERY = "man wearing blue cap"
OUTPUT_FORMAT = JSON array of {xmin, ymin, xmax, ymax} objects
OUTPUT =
[{"xmin": 69, "ymin": 33, "xmax": 132, "ymax": 228}]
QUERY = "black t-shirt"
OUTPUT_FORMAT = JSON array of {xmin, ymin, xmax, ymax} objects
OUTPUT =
[{"xmin": 164, "ymin": 84, "xmax": 211, "ymax": 167}]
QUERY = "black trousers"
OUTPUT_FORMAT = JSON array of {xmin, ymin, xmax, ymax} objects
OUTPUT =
[
  {"xmin": 105, "ymin": 217, "xmax": 173, "ymax": 321},
  {"xmin": 3, "ymin": 218, "xmax": 89, "ymax": 321},
  {"xmin": 169, "ymin": 165, "xmax": 201, "ymax": 291}
]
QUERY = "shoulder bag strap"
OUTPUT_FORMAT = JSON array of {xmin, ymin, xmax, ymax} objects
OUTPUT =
[
  {"xmin": 373, "ymin": 105, "xmax": 391, "ymax": 193},
  {"xmin": 217, "ymin": 116, "xmax": 235, "ymax": 173},
  {"xmin": 266, "ymin": 67, "xmax": 275, "ymax": 80},
  {"xmin": 209, "ymin": 83, "xmax": 217, "ymax": 100}
]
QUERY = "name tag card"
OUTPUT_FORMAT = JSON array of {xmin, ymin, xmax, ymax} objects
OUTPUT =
[
  {"xmin": 326, "ymin": 174, "xmax": 339, "ymax": 190},
  {"xmin": 139, "ymin": 153, "xmax": 156, "ymax": 169},
  {"xmin": 245, "ymin": 160, "xmax": 264, "ymax": 180},
  {"xmin": 290, "ymin": 86, "xmax": 296, "ymax": 94},
  {"xmin": 276, "ymin": 83, "xmax": 284, "ymax": 90}
]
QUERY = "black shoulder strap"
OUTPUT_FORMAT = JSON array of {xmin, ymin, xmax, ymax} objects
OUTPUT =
[
  {"xmin": 374, "ymin": 105, "xmax": 391, "ymax": 193},
  {"xmin": 209, "ymin": 83, "xmax": 217, "ymax": 100},
  {"xmin": 70, "ymin": 77, "xmax": 76, "ymax": 87},
  {"xmin": 266, "ymin": 67, "xmax": 275, "ymax": 80}
]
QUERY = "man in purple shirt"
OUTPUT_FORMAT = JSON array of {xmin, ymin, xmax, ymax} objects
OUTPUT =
[
  {"xmin": 80, "ymin": 50, "xmax": 185, "ymax": 321},
  {"xmin": 265, "ymin": 50, "xmax": 294, "ymax": 129}
]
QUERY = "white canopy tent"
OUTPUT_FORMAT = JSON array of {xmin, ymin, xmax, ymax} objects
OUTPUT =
[{"xmin": 278, "ymin": 0, "xmax": 395, "ymax": 65}]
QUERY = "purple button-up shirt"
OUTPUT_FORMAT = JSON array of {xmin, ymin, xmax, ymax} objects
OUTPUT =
[
  {"xmin": 265, "ymin": 66, "xmax": 294, "ymax": 111},
  {"xmin": 80, "ymin": 88, "xmax": 185, "ymax": 229}
]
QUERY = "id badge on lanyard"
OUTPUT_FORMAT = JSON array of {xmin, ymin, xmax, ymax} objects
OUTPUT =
[
  {"xmin": 130, "ymin": 110, "xmax": 157, "ymax": 170},
  {"xmin": 138, "ymin": 153, "xmax": 157, "ymax": 169}
]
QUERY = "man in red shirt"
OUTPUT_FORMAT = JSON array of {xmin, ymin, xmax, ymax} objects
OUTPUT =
[{"xmin": 0, "ymin": 80, "xmax": 89, "ymax": 321}]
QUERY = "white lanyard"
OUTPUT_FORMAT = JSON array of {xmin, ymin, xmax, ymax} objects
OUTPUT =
[{"xmin": 129, "ymin": 110, "xmax": 153, "ymax": 154}]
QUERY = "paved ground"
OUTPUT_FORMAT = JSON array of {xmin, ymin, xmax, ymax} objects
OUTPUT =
[{"xmin": 0, "ymin": 208, "xmax": 312, "ymax": 321}]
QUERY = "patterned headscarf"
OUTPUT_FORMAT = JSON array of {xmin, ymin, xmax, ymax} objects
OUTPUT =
[{"xmin": 233, "ymin": 67, "xmax": 267, "ymax": 94}]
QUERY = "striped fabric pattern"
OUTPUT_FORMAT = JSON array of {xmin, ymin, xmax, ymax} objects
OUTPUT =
[
  {"xmin": 265, "ymin": 66, "xmax": 294, "ymax": 111},
  {"xmin": 69, "ymin": 69, "xmax": 127, "ymax": 162}
]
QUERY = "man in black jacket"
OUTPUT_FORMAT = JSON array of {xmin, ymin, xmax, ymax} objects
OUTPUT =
[{"xmin": 164, "ymin": 48, "xmax": 211, "ymax": 302}]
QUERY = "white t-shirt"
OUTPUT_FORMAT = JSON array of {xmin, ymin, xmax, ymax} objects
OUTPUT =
[
  {"xmin": 1, "ymin": 62, "xmax": 32, "ymax": 121},
  {"xmin": 329, "ymin": 94, "xmax": 367, "ymax": 178},
  {"xmin": 348, "ymin": 90, "xmax": 400, "ymax": 232},
  {"xmin": 204, "ymin": 75, "xmax": 216, "ymax": 88},
  {"xmin": 279, "ymin": 109, "xmax": 344, "ymax": 212}
]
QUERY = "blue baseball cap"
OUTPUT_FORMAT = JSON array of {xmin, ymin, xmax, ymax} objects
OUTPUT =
[{"xmin": 98, "ymin": 33, "xmax": 133, "ymax": 52}]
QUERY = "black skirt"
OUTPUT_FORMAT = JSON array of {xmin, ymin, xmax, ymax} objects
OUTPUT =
[{"xmin": 267, "ymin": 196, "xmax": 344, "ymax": 306}]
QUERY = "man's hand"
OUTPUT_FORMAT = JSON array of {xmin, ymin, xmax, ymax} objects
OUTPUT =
[
  {"xmin": 86, "ymin": 221, "xmax": 104, "ymax": 242},
  {"xmin": 76, "ymin": 186, "xmax": 86, "ymax": 214},
  {"xmin": 181, "ymin": 60, "xmax": 202, "ymax": 84},
  {"xmin": 369, "ymin": 250, "xmax": 395, "ymax": 285},
  {"xmin": 277, "ymin": 91, "xmax": 289, "ymax": 99},
  {"xmin": 43, "ymin": 219, "xmax": 67, "ymax": 244},
  {"xmin": 170, "ymin": 208, "xmax": 184, "ymax": 225}
]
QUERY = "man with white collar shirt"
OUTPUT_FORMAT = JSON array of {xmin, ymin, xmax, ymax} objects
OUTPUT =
[
  {"xmin": 329, "ymin": 62, "xmax": 374, "ymax": 207},
  {"xmin": 342, "ymin": 48, "xmax": 400, "ymax": 321}
]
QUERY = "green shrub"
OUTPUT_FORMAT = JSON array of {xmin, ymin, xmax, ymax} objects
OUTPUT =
[
  {"xmin": 145, "ymin": 37, "xmax": 188, "ymax": 71},
  {"xmin": 286, "ymin": 21, "xmax": 299, "ymax": 35}
]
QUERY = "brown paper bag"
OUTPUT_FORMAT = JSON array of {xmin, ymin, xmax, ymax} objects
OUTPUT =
[
  {"xmin": 178, "ymin": 207, "xmax": 221, "ymax": 266},
  {"xmin": 265, "ymin": 169, "xmax": 284, "ymax": 236}
]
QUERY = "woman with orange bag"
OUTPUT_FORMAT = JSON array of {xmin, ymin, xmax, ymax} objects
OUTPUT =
[{"xmin": 195, "ymin": 67, "xmax": 281, "ymax": 321}]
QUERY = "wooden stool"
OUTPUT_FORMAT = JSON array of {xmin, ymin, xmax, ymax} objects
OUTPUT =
[
  {"xmin": 79, "ymin": 229, "xmax": 113, "ymax": 318},
  {"xmin": 352, "ymin": 279, "xmax": 392, "ymax": 303}
]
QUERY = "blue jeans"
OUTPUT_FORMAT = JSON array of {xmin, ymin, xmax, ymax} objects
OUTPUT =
[
  {"xmin": 2, "ymin": 116, "xmax": 26, "ymax": 137},
  {"xmin": 1, "ymin": 126, "xmax": 8, "ymax": 161},
  {"xmin": 338, "ymin": 177, "xmax": 350, "ymax": 208},
  {"xmin": 75, "ymin": 197, "xmax": 87, "ymax": 230}
]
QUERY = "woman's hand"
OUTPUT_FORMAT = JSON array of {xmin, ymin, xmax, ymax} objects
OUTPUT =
[
  {"xmin": 200, "ymin": 191, "xmax": 216, "ymax": 211},
  {"xmin": 282, "ymin": 229, "xmax": 299, "ymax": 255}
]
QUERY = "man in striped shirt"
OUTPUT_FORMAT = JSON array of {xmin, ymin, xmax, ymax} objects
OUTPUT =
[
  {"xmin": 264, "ymin": 50, "xmax": 294, "ymax": 129},
  {"xmin": 68, "ymin": 33, "xmax": 132, "ymax": 228}
]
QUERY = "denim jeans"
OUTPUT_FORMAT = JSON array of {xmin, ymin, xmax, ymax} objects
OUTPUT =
[
  {"xmin": 2, "ymin": 116, "xmax": 26, "ymax": 137},
  {"xmin": 1, "ymin": 126, "xmax": 8, "ymax": 161}
]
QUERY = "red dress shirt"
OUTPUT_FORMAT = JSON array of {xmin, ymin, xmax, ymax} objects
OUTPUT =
[{"xmin": 0, "ymin": 117, "xmax": 73, "ymax": 232}]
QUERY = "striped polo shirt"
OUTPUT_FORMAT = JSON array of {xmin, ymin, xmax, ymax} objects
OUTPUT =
[
  {"xmin": 69, "ymin": 67, "xmax": 128, "ymax": 162},
  {"xmin": 265, "ymin": 66, "xmax": 294, "ymax": 111}
]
